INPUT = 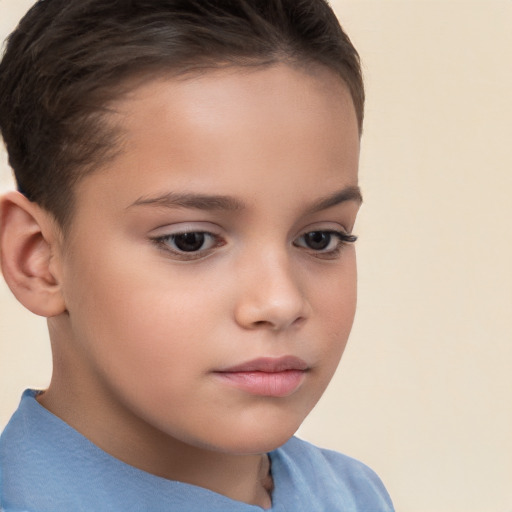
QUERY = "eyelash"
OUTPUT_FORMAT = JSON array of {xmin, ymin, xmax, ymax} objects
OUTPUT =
[
  {"xmin": 151, "ymin": 229, "xmax": 357, "ymax": 261},
  {"xmin": 152, "ymin": 231, "xmax": 225, "ymax": 261},
  {"xmin": 293, "ymin": 230, "xmax": 358, "ymax": 259}
]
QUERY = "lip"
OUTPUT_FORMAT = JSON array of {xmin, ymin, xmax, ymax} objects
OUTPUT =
[{"xmin": 214, "ymin": 356, "xmax": 309, "ymax": 397}]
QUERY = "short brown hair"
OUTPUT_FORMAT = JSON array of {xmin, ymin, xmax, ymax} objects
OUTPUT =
[{"xmin": 0, "ymin": 0, "xmax": 364, "ymax": 228}]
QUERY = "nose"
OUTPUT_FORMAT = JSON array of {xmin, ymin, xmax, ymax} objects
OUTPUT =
[{"xmin": 233, "ymin": 251, "xmax": 309, "ymax": 331}]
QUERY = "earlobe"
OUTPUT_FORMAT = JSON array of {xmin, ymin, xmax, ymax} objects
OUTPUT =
[{"xmin": 0, "ymin": 191, "xmax": 66, "ymax": 317}]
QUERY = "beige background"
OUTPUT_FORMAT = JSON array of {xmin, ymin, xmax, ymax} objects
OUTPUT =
[{"xmin": 1, "ymin": 1, "xmax": 511, "ymax": 511}]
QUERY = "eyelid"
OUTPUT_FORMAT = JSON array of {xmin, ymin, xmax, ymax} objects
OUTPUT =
[
  {"xmin": 149, "ymin": 223, "xmax": 226, "ymax": 261},
  {"xmin": 294, "ymin": 228, "xmax": 357, "ymax": 245},
  {"xmin": 152, "ymin": 232, "xmax": 226, "ymax": 261},
  {"xmin": 293, "ymin": 228, "xmax": 357, "ymax": 259},
  {"xmin": 295, "ymin": 220, "xmax": 356, "ymax": 239},
  {"xmin": 149, "ymin": 221, "xmax": 223, "ymax": 237}
]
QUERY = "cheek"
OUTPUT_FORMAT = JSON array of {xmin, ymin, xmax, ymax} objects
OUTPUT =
[
  {"xmin": 87, "ymin": 259, "xmax": 235, "ymax": 380},
  {"xmin": 315, "ymin": 251, "xmax": 357, "ymax": 324},
  {"xmin": 310, "ymin": 252, "xmax": 357, "ymax": 360},
  {"xmin": 83, "ymin": 276, "xmax": 207, "ymax": 358},
  {"xmin": 62, "ymin": 246, "xmax": 212, "ymax": 377}
]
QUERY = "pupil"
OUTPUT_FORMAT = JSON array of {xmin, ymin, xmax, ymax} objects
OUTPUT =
[
  {"xmin": 174, "ymin": 233, "xmax": 205, "ymax": 252},
  {"xmin": 305, "ymin": 231, "xmax": 330, "ymax": 250}
]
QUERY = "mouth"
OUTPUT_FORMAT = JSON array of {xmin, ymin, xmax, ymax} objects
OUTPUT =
[{"xmin": 214, "ymin": 356, "xmax": 309, "ymax": 397}]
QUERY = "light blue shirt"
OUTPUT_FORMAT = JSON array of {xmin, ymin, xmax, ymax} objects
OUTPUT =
[{"xmin": 0, "ymin": 390, "xmax": 394, "ymax": 511}]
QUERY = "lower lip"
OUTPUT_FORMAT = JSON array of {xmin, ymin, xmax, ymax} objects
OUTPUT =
[{"xmin": 215, "ymin": 370, "xmax": 306, "ymax": 397}]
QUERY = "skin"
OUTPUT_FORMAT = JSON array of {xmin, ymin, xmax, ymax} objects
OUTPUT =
[{"xmin": 0, "ymin": 64, "xmax": 361, "ymax": 508}]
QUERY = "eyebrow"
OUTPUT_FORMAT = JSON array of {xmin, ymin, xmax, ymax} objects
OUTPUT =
[
  {"xmin": 129, "ymin": 192, "xmax": 245, "ymax": 211},
  {"xmin": 305, "ymin": 186, "xmax": 363, "ymax": 214},
  {"xmin": 128, "ymin": 186, "xmax": 362, "ymax": 212}
]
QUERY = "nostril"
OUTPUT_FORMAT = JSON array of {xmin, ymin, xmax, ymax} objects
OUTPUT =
[
  {"xmin": 250, "ymin": 315, "xmax": 305, "ymax": 331},
  {"xmin": 290, "ymin": 316, "xmax": 306, "ymax": 329}
]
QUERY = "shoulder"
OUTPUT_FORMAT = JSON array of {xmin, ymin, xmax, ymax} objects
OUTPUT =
[
  {"xmin": 285, "ymin": 436, "xmax": 388, "ymax": 486},
  {"xmin": 271, "ymin": 436, "xmax": 395, "ymax": 511}
]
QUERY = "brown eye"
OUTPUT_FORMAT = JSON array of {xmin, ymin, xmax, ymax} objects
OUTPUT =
[
  {"xmin": 152, "ymin": 229, "xmax": 226, "ymax": 261},
  {"xmin": 294, "ymin": 230, "xmax": 357, "ymax": 255},
  {"xmin": 172, "ymin": 232, "xmax": 206, "ymax": 252},
  {"xmin": 303, "ymin": 231, "xmax": 332, "ymax": 251}
]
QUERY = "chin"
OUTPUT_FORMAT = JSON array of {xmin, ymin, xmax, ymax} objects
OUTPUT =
[
  {"xmin": 211, "ymin": 433, "xmax": 295, "ymax": 456},
  {"xmin": 201, "ymin": 415, "xmax": 304, "ymax": 456}
]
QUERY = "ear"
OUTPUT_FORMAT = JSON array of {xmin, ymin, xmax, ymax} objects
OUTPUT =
[{"xmin": 0, "ymin": 191, "xmax": 66, "ymax": 317}]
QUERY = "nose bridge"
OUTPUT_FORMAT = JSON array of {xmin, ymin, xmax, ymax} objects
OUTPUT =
[{"xmin": 234, "ymin": 244, "xmax": 308, "ymax": 330}]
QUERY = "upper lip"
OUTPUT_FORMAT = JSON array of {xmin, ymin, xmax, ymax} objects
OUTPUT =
[{"xmin": 217, "ymin": 356, "xmax": 309, "ymax": 373}]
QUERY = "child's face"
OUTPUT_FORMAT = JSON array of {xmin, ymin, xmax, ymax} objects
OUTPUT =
[{"xmin": 51, "ymin": 64, "xmax": 361, "ymax": 455}]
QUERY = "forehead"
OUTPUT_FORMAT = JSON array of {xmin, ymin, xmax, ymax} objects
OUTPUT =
[
  {"xmin": 75, "ymin": 64, "xmax": 360, "ymax": 216},
  {"xmin": 114, "ymin": 64, "xmax": 356, "ymax": 147}
]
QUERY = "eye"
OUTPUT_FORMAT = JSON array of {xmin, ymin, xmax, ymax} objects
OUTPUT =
[
  {"xmin": 293, "ymin": 230, "xmax": 357, "ymax": 256},
  {"xmin": 169, "ymin": 232, "xmax": 210, "ymax": 252},
  {"xmin": 152, "ymin": 231, "xmax": 224, "ymax": 259}
]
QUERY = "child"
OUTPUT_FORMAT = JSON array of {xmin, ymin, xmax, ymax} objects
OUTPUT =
[{"xmin": 0, "ymin": 0, "xmax": 394, "ymax": 510}]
